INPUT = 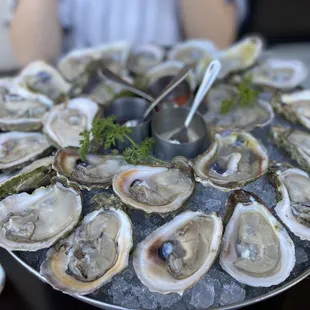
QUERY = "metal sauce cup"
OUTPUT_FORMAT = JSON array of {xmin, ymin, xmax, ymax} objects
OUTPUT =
[
  {"xmin": 151, "ymin": 107, "xmax": 208, "ymax": 160},
  {"xmin": 104, "ymin": 97, "xmax": 152, "ymax": 151}
]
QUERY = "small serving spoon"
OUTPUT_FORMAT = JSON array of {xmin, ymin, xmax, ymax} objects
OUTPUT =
[
  {"xmin": 0, "ymin": 263, "xmax": 5, "ymax": 295},
  {"xmin": 123, "ymin": 64, "xmax": 194, "ymax": 127},
  {"xmin": 169, "ymin": 60, "xmax": 221, "ymax": 143}
]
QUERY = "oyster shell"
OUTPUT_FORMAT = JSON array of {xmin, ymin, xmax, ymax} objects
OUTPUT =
[
  {"xmin": 0, "ymin": 156, "xmax": 55, "ymax": 200},
  {"xmin": 127, "ymin": 43, "xmax": 165, "ymax": 75},
  {"xmin": 192, "ymin": 131, "xmax": 268, "ymax": 191},
  {"xmin": 133, "ymin": 211, "xmax": 223, "ymax": 295},
  {"xmin": 220, "ymin": 190, "xmax": 295, "ymax": 287},
  {"xmin": 272, "ymin": 127, "xmax": 310, "ymax": 172},
  {"xmin": 249, "ymin": 58, "xmax": 308, "ymax": 90},
  {"xmin": 113, "ymin": 161, "xmax": 194, "ymax": 214},
  {"xmin": 40, "ymin": 205, "xmax": 133, "ymax": 295},
  {"xmin": 0, "ymin": 132, "xmax": 51, "ymax": 170},
  {"xmin": 203, "ymin": 84, "xmax": 274, "ymax": 131},
  {"xmin": 217, "ymin": 36, "xmax": 263, "ymax": 80},
  {"xmin": 43, "ymin": 98, "xmax": 99, "ymax": 148},
  {"xmin": 13, "ymin": 61, "xmax": 71, "ymax": 104},
  {"xmin": 167, "ymin": 39, "xmax": 217, "ymax": 65},
  {"xmin": 272, "ymin": 90, "xmax": 310, "ymax": 129},
  {"xmin": 54, "ymin": 148, "xmax": 127, "ymax": 190},
  {"xmin": 0, "ymin": 93, "xmax": 52, "ymax": 131},
  {"xmin": 0, "ymin": 182, "xmax": 82, "ymax": 251},
  {"xmin": 270, "ymin": 164, "xmax": 310, "ymax": 240}
]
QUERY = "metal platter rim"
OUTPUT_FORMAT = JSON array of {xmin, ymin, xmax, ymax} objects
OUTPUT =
[{"xmin": 7, "ymin": 249, "xmax": 310, "ymax": 310}]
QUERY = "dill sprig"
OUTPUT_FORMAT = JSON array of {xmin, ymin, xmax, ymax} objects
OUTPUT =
[
  {"xmin": 220, "ymin": 76, "xmax": 259, "ymax": 114},
  {"xmin": 79, "ymin": 116, "xmax": 165, "ymax": 164}
]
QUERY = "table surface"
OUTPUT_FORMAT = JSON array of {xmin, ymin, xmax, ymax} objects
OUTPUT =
[{"xmin": 1, "ymin": 43, "xmax": 310, "ymax": 310}]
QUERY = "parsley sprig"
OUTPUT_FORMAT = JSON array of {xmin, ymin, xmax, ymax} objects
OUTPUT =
[
  {"xmin": 220, "ymin": 77, "xmax": 259, "ymax": 114},
  {"xmin": 79, "ymin": 116, "xmax": 164, "ymax": 164}
]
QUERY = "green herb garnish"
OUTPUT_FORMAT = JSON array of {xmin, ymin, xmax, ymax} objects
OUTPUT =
[
  {"xmin": 220, "ymin": 76, "xmax": 259, "ymax": 114},
  {"xmin": 79, "ymin": 116, "xmax": 165, "ymax": 164}
]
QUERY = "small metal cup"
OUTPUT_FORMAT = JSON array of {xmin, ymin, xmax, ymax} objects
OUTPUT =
[
  {"xmin": 151, "ymin": 107, "xmax": 208, "ymax": 160},
  {"xmin": 104, "ymin": 97, "xmax": 152, "ymax": 151}
]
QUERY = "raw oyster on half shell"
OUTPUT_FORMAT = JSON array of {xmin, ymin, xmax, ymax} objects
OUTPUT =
[
  {"xmin": 249, "ymin": 58, "xmax": 308, "ymax": 90},
  {"xmin": 133, "ymin": 211, "xmax": 223, "ymax": 295},
  {"xmin": 43, "ymin": 98, "xmax": 99, "ymax": 148},
  {"xmin": 272, "ymin": 127, "xmax": 310, "ymax": 172},
  {"xmin": 272, "ymin": 90, "xmax": 310, "ymax": 130},
  {"xmin": 220, "ymin": 190, "xmax": 295, "ymax": 287},
  {"xmin": 203, "ymin": 84, "xmax": 274, "ymax": 131},
  {"xmin": 0, "ymin": 182, "xmax": 82, "ymax": 251},
  {"xmin": 0, "ymin": 93, "xmax": 52, "ymax": 131},
  {"xmin": 113, "ymin": 159, "xmax": 194, "ymax": 214},
  {"xmin": 40, "ymin": 205, "xmax": 133, "ymax": 295},
  {"xmin": 192, "ymin": 131, "xmax": 268, "ymax": 191},
  {"xmin": 54, "ymin": 148, "xmax": 127, "ymax": 190},
  {"xmin": 0, "ymin": 132, "xmax": 51, "ymax": 170}
]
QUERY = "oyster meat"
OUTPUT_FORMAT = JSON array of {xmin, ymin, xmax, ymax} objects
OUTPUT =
[
  {"xmin": 113, "ymin": 161, "xmax": 194, "ymax": 214},
  {"xmin": 0, "ymin": 93, "xmax": 52, "ymax": 131},
  {"xmin": 13, "ymin": 61, "xmax": 71, "ymax": 104},
  {"xmin": 220, "ymin": 190, "xmax": 295, "ymax": 287},
  {"xmin": 40, "ymin": 205, "xmax": 133, "ymax": 295},
  {"xmin": 203, "ymin": 84, "xmax": 274, "ymax": 131},
  {"xmin": 0, "ymin": 182, "xmax": 82, "ymax": 251},
  {"xmin": 249, "ymin": 58, "xmax": 308, "ymax": 90},
  {"xmin": 0, "ymin": 156, "xmax": 55, "ymax": 200},
  {"xmin": 127, "ymin": 43, "xmax": 165, "ymax": 75},
  {"xmin": 192, "ymin": 131, "xmax": 268, "ymax": 191},
  {"xmin": 133, "ymin": 211, "xmax": 223, "ymax": 295},
  {"xmin": 272, "ymin": 90, "xmax": 310, "ymax": 129},
  {"xmin": 54, "ymin": 148, "xmax": 127, "ymax": 190},
  {"xmin": 272, "ymin": 127, "xmax": 310, "ymax": 172},
  {"xmin": 43, "ymin": 98, "xmax": 99, "ymax": 148},
  {"xmin": 0, "ymin": 132, "xmax": 51, "ymax": 170},
  {"xmin": 270, "ymin": 164, "xmax": 310, "ymax": 240}
]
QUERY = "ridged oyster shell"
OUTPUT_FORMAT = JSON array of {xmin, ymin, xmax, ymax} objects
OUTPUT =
[
  {"xmin": 192, "ymin": 131, "xmax": 268, "ymax": 191},
  {"xmin": 54, "ymin": 148, "xmax": 127, "ymax": 190},
  {"xmin": 272, "ymin": 90, "xmax": 310, "ymax": 129},
  {"xmin": 40, "ymin": 205, "xmax": 133, "ymax": 295},
  {"xmin": 0, "ymin": 132, "xmax": 51, "ymax": 170},
  {"xmin": 133, "ymin": 211, "xmax": 223, "ymax": 295},
  {"xmin": 0, "ymin": 182, "xmax": 82, "ymax": 251},
  {"xmin": 220, "ymin": 190, "xmax": 295, "ymax": 287},
  {"xmin": 270, "ymin": 164, "xmax": 310, "ymax": 240},
  {"xmin": 43, "ymin": 98, "xmax": 99, "ymax": 148},
  {"xmin": 113, "ymin": 160, "xmax": 194, "ymax": 214},
  {"xmin": 203, "ymin": 84, "xmax": 274, "ymax": 131}
]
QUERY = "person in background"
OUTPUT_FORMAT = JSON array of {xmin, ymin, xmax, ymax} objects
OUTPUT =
[{"xmin": 7, "ymin": 0, "xmax": 247, "ymax": 67}]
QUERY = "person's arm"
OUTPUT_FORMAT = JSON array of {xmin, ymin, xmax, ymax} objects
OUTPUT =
[
  {"xmin": 180, "ymin": 0, "xmax": 239, "ymax": 48},
  {"xmin": 9, "ymin": 0, "xmax": 62, "ymax": 66}
]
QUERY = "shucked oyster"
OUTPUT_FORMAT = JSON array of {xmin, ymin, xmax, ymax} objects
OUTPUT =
[
  {"xmin": 43, "ymin": 98, "xmax": 99, "ymax": 148},
  {"xmin": 0, "ymin": 156, "xmax": 55, "ymax": 200},
  {"xmin": 13, "ymin": 61, "xmax": 71, "ymax": 104},
  {"xmin": 40, "ymin": 205, "xmax": 133, "ymax": 295},
  {"xmin": 113, "ymin": 160, "xmax": 194, "ymax": 214},
  {"xmin": 248, "ymin": 58, "xmax": 308, "ymax": 90},
  {"xmin": 192, "ymin": 131, "xmax": 268, "ymax": 191},
  {"xmin": 272, "ymin": 127, "xmax": 310, "ymax": 172},
  {"xmin": 54, "ymin": 148, "xmax": 127, "ymax": 190},
  {"xmin": 0, "ymin": 132, "xmax": 51, "ymax": 170},
  {"xmin": 203, "ymin": 84, "xmax": 274, "ymax": 131},
  {"xmin": 270, "ymin": 164, "xmax": 310, "ymax": 240},
  {"xmin": 0, "ymin": 182, "xmax": 82, "ymax": 251},
  {"xmin": 220, "ymin": 190, "xmax": 295, "ymax": 287},
  {"xmin": 272, "ymin": 90, "xmax": 310, "ymax": 130},
  {"xmin": 0, "ymin": 93, "xmax": 52, "ymax": 131},
  {"xmin": 127, "ymin": 43, "xmax": 165, "ymax": 75},
  {"xmin": 133, "ymin": 211, "xmax": 223, "ymax": 295}
]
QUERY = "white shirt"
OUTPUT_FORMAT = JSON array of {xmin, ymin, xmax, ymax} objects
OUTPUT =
[{"xmin": 7, "ymin": 0, "xmax": 247, "ymax": 52}]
